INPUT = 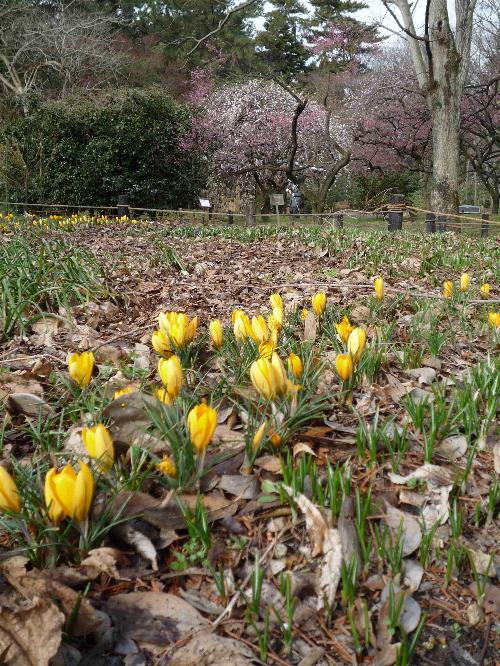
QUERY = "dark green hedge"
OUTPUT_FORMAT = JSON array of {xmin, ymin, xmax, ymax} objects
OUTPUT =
[{"xmin": 3, "ymin": 88, "xmax": 204, "ymax": 208}]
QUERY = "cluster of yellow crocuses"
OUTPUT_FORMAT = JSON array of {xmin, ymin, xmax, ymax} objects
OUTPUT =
[
  {"xmin": 334, "ymin": 316, "xmax": 367, "ymax": 382},
  {"xmin": 0, "ymin": 459, "xmax": 94, "ymax": 523},
  {"xmin": 443, "ymin": 273, "xmax": 490, "ymax": 298}
]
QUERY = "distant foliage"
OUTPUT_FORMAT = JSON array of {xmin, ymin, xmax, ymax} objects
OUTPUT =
[{"xmin": 2, "ymin": 88, "xmax": 204, "ymax": 207}]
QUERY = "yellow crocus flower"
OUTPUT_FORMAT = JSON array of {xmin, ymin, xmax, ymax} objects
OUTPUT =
[
  {"xmin": 271, "ymin": 353, "xmax": 288, "ymax": 395},
  {"xmin": 374, "ymin": 277, "xmax": 384, "ymax": 300},
  {"xmin": 488, "ymin": 312, "xmax": 500, "ymax": 328},
  {"xmin": 312, "ymin": 292, "xmax": 327, "ymax": 316},
  {"xmin": 187, "ymin": 403, "xmax": 217, "ymax": 453},
  {"xmin": 0, "ymin": 466, "xmax": 20, "ymax": 513},
  {"xmin": 250, "ymin": 358, "xmax": 277, "ymax": 400},
  {"xmin": 269, "ymin": 293, "xmax": 283, "ymax": 311},
  {"xmin": 157, "ymin": 456, "xmax": 177, "ymax": 477},
  {"xmin": 271, "ymin": 306, "xmax": 284, "ymax": 331},
  {"xmin": 151, "ymin": 329, "xmax": 172, "ymax": 356},
  {"xmin": 259, "ymin": 340, "xmax": 275, "ymax": 360},
  {"xmin": 336, "ymin": 353, "xmax": 353, "ymax": 382},
  {"xmin": 347, "ymin": 327, "xmax": 367, "ymax": 363},
  {"xmin": 155, "ymin": 386, "xmax": 173, "ymax": 404},
  {"xmin": 185, "ymin": 316, "xmax": 199, "ymax": 344},
  {"xmin": 45, "ymin": 462, "xmax": 93, "ymax": 523},
  {"xmin": 68, "ymin": 351, "xmax": 94, "ymax": 387},
  {"xmin": 251, "ymin": 315, "xmax": 270, "ymax": 344},
  {"xmin": 300, "ymin": 308, "xmax": 309, "ymax": 321},
  {"xmin": 335, "ymin": 315, "xmax": 355, "ymax": 344},
  {"xmin": 113, "ymin": 386, "xmax": 136, "ymax": 399},
  {"xmin": 287, "ymin": 352, "xmax": 303, "ymax": 379},
  {"xmin": 209, "ymin": 319, "xmax": 223, "ymax": 348},
  {"xmin": 480, "ymin": 283, "xmax": 490, "ymax": 298},
  {"xmin": 252, "ymin": 421, "xmax": 268, "ymax": 452},
  {"xmin": 460, "ymin": 273, "xmax": 470, "ymax": 292},
  {"xmin": 443, "ymin": 281, "xmax": 453, "ymax": 298},
  {"xmin": 82, "ymin": 424, "xmax": 114, "ymax": 472},
  {"xmin": 158, "ymin": 355, "xmax": 183, "ymax": 399},
  {"xmin": 233, "ymin": 313, "xmax": 249, "ymax": 343}
]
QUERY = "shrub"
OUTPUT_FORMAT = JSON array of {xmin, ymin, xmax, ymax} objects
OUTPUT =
[{"xmin": 2, "ymin": 88, "xmax": 205, "ymax": 208}]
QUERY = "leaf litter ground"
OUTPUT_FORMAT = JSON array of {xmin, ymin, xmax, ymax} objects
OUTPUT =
[{"xmin": 0, "ymin": 218, "xmax": 499, "ymax": 666}]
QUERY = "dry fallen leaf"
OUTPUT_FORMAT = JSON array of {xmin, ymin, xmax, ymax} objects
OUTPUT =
[
  {"xmin": 169, "ymin": 631, "xmax": 253, "ymax": 666},
  {"xmin": 106, "ymin": 591, "xmax": 209, "ymax": 648},
  {"xmin": 384, "ymin": 503, "xmax": 422, "ymax": 556},
  {"xmin": 0, "ymin": 591, "xmax": 64, "ymax": 666},
  {"xmin": 303, "ymin": 310, "xmax": 317, "ymax": 342},
  {"xmin": 281, "ymin": 485, "xmax": 343, "ymax": 610},
  {"xmin": 112, "ymin": 524, "xmax": 158, "ymax": 570}
]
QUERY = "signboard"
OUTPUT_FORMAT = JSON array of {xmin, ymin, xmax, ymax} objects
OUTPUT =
[
  {"xmin": 458, "ymin": 204, "xmax": 480, "ymax": 214},
  {"xmin": 199, "ymin": 198, "xmax": 211, "ymax": 209},
  {"xmin": 269, "ymin": 194, "xmax": 284, "ymax": 207}
]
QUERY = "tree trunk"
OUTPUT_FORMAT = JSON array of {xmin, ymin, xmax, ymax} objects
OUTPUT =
[
  {"xmin": 491, "ymin": 191, "xmax": 499, "ymax": 215},
  {"xmin": 429, "ymin": 91, "xmax": 461, "ymax": 213}
]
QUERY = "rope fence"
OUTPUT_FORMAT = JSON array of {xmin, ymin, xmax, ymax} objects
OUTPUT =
[{"xmin": 0, "ymin": 198, "xmax": 498, "ymax": 236}]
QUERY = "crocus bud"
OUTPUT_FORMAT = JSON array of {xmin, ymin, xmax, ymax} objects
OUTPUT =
[
  {"xmin": 68, "ymin": 351, "xmax": 94, "ymax": 387},
  {"xmin": 272, "ymin": 306, "xmax": 284, "ymax": 330},
  {"xmin": 251, "ymin": 315, "xmax": 269, "ymax": 344},
  {"xmin": 269, "ymin": 293, "xmax": 283, "ymax": 311},
  {"xmin": 155, "ymin": 386, "xmax": 172, "ymax": 404},
  {"xmin": 287, "ymin": 352, "xmax": 303, "ymax": 379},
  {"xmin": 250, "ymin": 358, "xmax": 277, "ymax": 400},
  {"xmin": 460, "ymin": 273, "xmax": 470, "ymax": 292},
  {"xmin": 336, "ymin": 353, "xmax": 353, "ymax": 382},
  {"xmin": 312, "ymin": 292, "xmax": 327, "ymax": 316},
  {"xmin": 233, "ymin": 313, "xmax": 249, "ymax": 343},
  {"xmin": 209, "ymin": 320, "xmax": 223, "ymax": 348},
  {"xmin": 271, "ymin": 353, "xmax": 288, "ymax": 395},
  {"xmin": 187, "ymin": 403, "xmax": 217, "ymax": 453},
  {"xmin": 347, "ymin": 327, "xmax": 366, "ymax": 363},
  {"xmin": 0, "ymin": 466, "xmax": 20, "ymax": 513},
  {"xmin": 374, "ymin": 277, "xmax": 384, "ymax": 300},
  {"xmin": 252, "ymin": 421, "xmax": 267, "ymax": 453},
  {"xmin": 443, "ymin": 281, "xmax": 453, "ymax": 298},
  {"xmin": 158, "ymin": 355, "xmax": 183, "ymax": 399},
  {"xmin": 480, "ymin": 283, "xmax": 490, "ymax": 298},
  {"xmin": 82, "ymin": 424, "xmax": 114, "ymax": 472}
]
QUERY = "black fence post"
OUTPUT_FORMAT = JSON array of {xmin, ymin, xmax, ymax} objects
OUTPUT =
[
  {"xmin": 227, "ymin": 210, "xmax": 234, "ymax": 225},
  {"xmin": 335, "ymin": 213, "xmax": 344, "ymax": 230},
  {"xmin": 387, "ymin": 194, "xmax": 404, "ymax": 231},
  {"xmin": 481, "ymin": 213, "xmax": 489, "ymax": 238},
  {"xmin": 437, "ymin": 215, "xmax": 447, "ymax": 232},
  {"xmin": 117, "ymin": 194, "xmax": 129, "ymax": 217},
  {"xmin": 425, "ymin": 212, "xmax": 436, "ymax": 233}
]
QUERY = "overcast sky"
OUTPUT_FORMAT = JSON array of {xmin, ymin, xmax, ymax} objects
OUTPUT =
[{"xmin": 255, "ymin": 0, "xmax": 449, "ymax": 44}]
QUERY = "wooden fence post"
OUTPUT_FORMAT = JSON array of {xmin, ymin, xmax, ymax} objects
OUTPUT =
[
  {"xmin": 387, "ymin": 194, "xmax": 404, "ymax": 231},
  {"xmin": 425, "ymin": 212, "xmax": 436, "ymax": 233},
  {"xmin": 246, "ymin": 201, "xmax": 256, "ymax": 227},
  {"xmin": 481, "ymin": 213, "xmax": 489, "ymax": 238},
  {"xmin": 335, "ymin": 213, "xmax": 344, "ymax": 230},
  {"xmin": 117, "ymin": 194, "xmax": 129, "ymax": 217},
  {"xmin": 227, "ymin": 210, "xmax": 234, "ymax": 225}
]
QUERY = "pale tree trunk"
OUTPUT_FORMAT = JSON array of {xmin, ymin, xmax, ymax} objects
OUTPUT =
[
  {"xmin": 384, "ymin": 0, "xmax": 477, "ymax": 214},
  {"xmin": 429, "ymin": 91, "xmax": 461, "ymax": 211}
]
